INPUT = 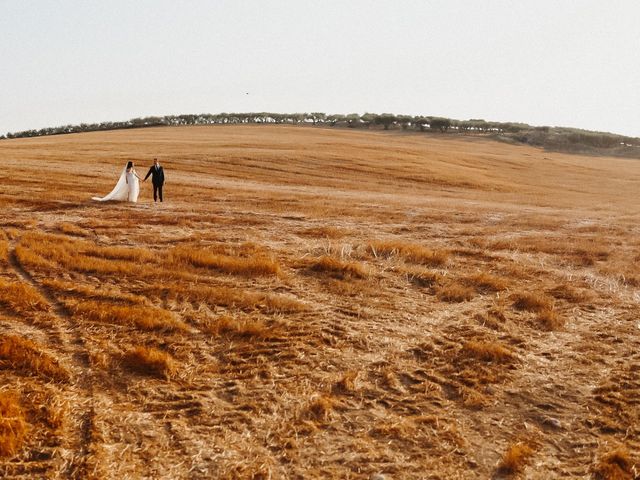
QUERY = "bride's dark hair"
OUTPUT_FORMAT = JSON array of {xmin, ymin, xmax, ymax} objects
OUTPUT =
[{"xmin": 126, "ymin": 161, "xmax": 134, "ymax": 169}]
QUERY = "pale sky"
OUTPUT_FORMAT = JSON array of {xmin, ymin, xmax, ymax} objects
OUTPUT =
[{"xmin": 1, "ymin": 0, "xmax": 639, "ymax": 137}]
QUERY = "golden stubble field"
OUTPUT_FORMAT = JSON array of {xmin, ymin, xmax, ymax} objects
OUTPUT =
[{"xmin": 0, "ymin": 125, "xmax": 639, "ymax": 479}]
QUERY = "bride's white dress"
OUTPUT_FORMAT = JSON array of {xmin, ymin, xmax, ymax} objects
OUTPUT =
[{"xmin": 92, "ymin": 166, "xmax": 139, "ymax": 202}]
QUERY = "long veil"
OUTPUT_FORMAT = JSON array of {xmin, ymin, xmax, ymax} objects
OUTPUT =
[{"xmin": 92, "ymin": 165, "xmax": 129, "ymax": 201}]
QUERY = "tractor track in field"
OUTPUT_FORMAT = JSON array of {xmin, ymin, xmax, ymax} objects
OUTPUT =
[{"xmin": 7, "ymin": 241, "xmax": 96, "ymax": 479}]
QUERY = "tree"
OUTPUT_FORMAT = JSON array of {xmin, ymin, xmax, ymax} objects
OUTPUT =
[
  {"xmin": 429, "ymin": 117, "xmax": 451, "ymax": 133},
  {"xmin": 374, "ymin": 113, "xmax": 397, "ymax": 130},
  {"xmin": 396, "ymin": 115, "xmax": 413, "ymax": 130},
  {"xmin": 326, "ymin": 114, "xmax": 345, "ymax": 126},
  {"xmin": 413, "ymin": 116, "xmax": 429, "ymax": 132},
  {"xmin": 345, "ymin": 113, "xmax": 361, "ymax": 128},
  {"xmin": 504, "ymin": 123, "xmax": 525, "ymax": 133},
  {"xmin": 360, "ymin": 113, "xmax": 377, "ymax": 128},
  {"xmin": 468, "ymin": 119, "xmax": 488, "ymax": 132},
  {"xmin": 308, "ymin": 112, "xmax": 326, "ymax": 125}
]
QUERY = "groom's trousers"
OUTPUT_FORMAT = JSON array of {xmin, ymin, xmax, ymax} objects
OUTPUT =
[{"xmin": 153, "ymin": 183, "xmax": 163, "ymax": 202}]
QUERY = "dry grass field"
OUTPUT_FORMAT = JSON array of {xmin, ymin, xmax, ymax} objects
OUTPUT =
[{"xmin": 0, "ymin": 125, "xmax": 639, "ymax": 479}]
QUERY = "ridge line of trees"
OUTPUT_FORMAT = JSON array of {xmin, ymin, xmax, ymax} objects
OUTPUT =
[{"xmin": 2, "ymin": 112, "xmax": 639, "ymax": 158}]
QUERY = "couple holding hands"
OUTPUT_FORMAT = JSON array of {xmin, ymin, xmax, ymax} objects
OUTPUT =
[{"xmin": 93, "ymin": 158, "xmax": 165, "ymax": 203}]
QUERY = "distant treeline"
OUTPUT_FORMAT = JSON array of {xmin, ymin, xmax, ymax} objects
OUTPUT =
[{"xmin": 2, "ymin": 112, "xmax": 639, "ymax": 158}]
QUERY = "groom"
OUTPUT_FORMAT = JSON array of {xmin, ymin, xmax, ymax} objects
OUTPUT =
[{"xmin": 143, "ymin": 158, "xmax": 165, "ymax": 202}]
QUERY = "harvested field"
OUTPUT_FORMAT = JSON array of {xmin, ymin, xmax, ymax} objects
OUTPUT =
[{"xmin": 0, "ymin": 125, "xmax": 639, "ymax": 478}]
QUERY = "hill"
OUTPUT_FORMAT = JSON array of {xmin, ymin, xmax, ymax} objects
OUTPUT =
[
  {"xmin": 3, "ymin": 112, "xmax": 640, "ymax": 159},
  {"xmin": 0, "ymin": 126, "xmax": 638, "ymax": 478}
]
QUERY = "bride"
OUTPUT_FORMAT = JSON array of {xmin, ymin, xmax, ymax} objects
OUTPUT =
[{"xmin": 92, "ymin": 161, "xmax": 141, "ymax": 202}]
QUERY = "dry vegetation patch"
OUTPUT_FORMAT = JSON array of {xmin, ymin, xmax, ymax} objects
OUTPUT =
[
  {"xmin": 203, "ymin": 315, "xmax": 277, "ymax": 339},
  {"xmin": 436, "ymin": 281, "xmax": 475, "ymax": 302},
  {"xmin": 593, "ymin": 448, "xmax": 636, "ymax": 480},
  {"xmin": 333, "ymin": 371, "xmax": 359, "ymax": 394},
  {"xmin": 68, "ymin": 300, "xmax": 189, "ymax": 332},
  {"xmin": 489, "ymin": 236, "xmax": 610, "ymax": 266},
  {"xmin": 16, "ymin": 233, "xmax": 168, "ymax": 278},
  {"xmin": 304, "ymin": 395, "xmax": 335, "ymax": 422},
  {"xmin": 298, "ymin": 226, "xmax": 347, "ymax": 238},
  {"xmin": 307, "ymin": 255, "xmax": 369, "ymax": 279},
  {"xmin": 14, "ymin": 243, "xmax": 57, "ymax": 270},
  {"xmin": 0, "ymin": 239, "xmax": 8, "ymax": 263},
  {"xmin": 474, "ymin": 307, "xmax": 508, "ymax": 330},
  {"xmin": 511, "ymin": 292, "xmax": 553, "ymax": 313},
  {"xmin": 0, "ymin": 335, "xmax": 69, "ymax": 382},
  {"xmin": 171, "ymin": 245, "xmax": 281, "ymax": 276},
  {"xmin": 57, "ymin": 222, "xmax": 90, "ymax": 237},
  {"xmin": 495, "ymin": 442, "xmax": 534, "ymax": 476},
  {"xmin": 320, "ymin": 277, "xmax": 377, "ymax": 296},
  {"xmin": 151, "ymin": 283, "xmax": 308, "ymax": 314},
  {"xmin": 598, "ymin": 263, "xmax": 640, "ymax": 288},
  {"xmin": 399, "ymin": 266, "xmax": 443, "ymax": 288},
  {"xmin": 0, "ymin": 392, "xmax": 28, "ymax": 457},
  {"xmin": 571, "ymin": 245, "xmax": 611, "ymax": 266},
  {"xmin": 462, "ymin": 272, "xmax": 508, "ymax": 293},
  {"xmin": 368, "ymin": 240, "xmax": 449, "ymax": 266},
  {"xmin": 369, "ymin": 417, "xmax": 420, "ymax": 441},
  {"xmin": 460, "ymin": 341, "xmax": 515, "ymax": 363},
  {"xmin": 547, "ymin": 283, "xmax": 593, "ymax": 303},
  {"xmin": 42, "ymin": 278, "xmax": 148, "ymax": 305},
  {"xmin": 85, "ymin": 244, "xmax": 157, "ymax": 263},
  {"xmin": 0, "ymin": 279, "xmax": 49, "ymax": 313},
  {"xmin": 536, "ymin": 309, "xmax": 565, "ymax": 331},
  {"xmin": 122, "ymin": 346, "xmax": 177, "ymax": 379}
]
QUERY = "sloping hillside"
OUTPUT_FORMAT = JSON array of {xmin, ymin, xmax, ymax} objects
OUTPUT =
[{"xmin": 0, "ymin": 126, "xmax": 638, "ymax": 479}]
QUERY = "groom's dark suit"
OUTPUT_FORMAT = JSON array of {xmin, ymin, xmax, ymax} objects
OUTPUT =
[{"xmin": 144, "ymin": 164, "xmax": 165, "ymax": 202}]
